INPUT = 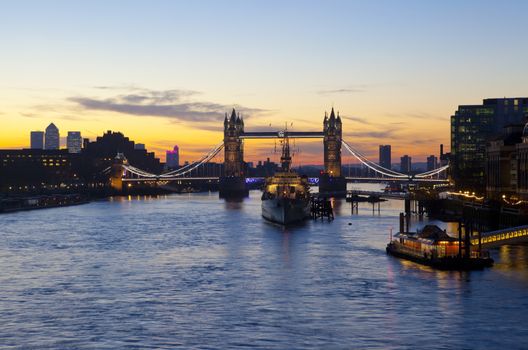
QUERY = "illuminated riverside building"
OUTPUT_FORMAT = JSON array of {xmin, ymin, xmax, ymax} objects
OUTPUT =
[
  {"xmin": 451, "ymin": 97, "xmax": 528, "ymax": 192},
  {"xmin": 0, "ymin": 149, "xmax": 81, "ymax": 193},
  {"xmin": 485, "ymin": 123, "xmax": 528, "ymax": 201}
]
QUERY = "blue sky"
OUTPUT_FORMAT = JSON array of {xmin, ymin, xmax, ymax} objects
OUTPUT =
[{"xmin": 1, "ymin": 0, "xmax": 527, "ymax": 162}]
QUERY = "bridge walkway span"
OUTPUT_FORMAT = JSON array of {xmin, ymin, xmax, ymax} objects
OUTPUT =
[{"xmin": 472, "ymin": 225, "xmax": 528, "ymax": 248}]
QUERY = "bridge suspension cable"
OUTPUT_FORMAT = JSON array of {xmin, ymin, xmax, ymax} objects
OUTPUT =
[
  {"xmin": 160, "ymin": 142, "xmax": 224, "ymax": 177},
  {"xmin": 341, "ymin": 140, "xmax": 408, "ymax": 178},
  {"xmin": 122, "ymin": 164, "xmax": 158, "ymax": 178},
  {"xmin": 159, "ymin": 143, "xmax": 224, "ymax": 178},
  {"xmin": 118, "ymin": 142, "xmax": 224, "ymax": 179},
  {"xmin": 342, "ymin": 140, "xmax": 449, "ymax": 179},
  {"xmin": 414, "ymin": 164, "xmax": 449, "ymax": 178},
  {"xmin": 101, "ymin": 166, "xmax": 112, "ymax": 174}
]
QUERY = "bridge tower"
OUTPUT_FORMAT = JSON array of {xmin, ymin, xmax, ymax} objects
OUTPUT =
[
  {"xmin": 320, "ymin": 108, "xmax": 347, "ymax": 196},
  {"xmin": 219, "ymin": 108, "xmax": 248, "ymax": 197},
  {"xmin": 110, "ymin": 152, "xmax": 128, "ymax": 192}
]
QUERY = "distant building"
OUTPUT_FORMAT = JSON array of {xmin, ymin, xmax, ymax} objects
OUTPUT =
[
  {"xmin": 30, "ymin": 131, "xmax": 44, "ymax": 149},
  {"xmin": 82, "ymin": 131, "xmax": 162, "ymax": 175},
  {"xmin": 166, "ymin": 145, "xmax": 179, "ymax": 169},
  {"xmin": 0, "ymin": 149, "xmax": 80, "ymax": 193},
  {"xmin": 252, "ymin": 158, "xmax": 279, "ymax": 177},
  {"xmin": 379, "ymin": 145, "xmax": 391, "ymax": 170},
  {"xmin": 45, "ymin": 123, "xmax": 60, "ymax": 150},
  {"xmin": 426, "ymin": 155, "xmax": 438, "ymax": 171},
  {"xmin": 67, "ymin": 131, "xmax": 82, "ymax": 153},
  {"xmin": 400, "ymin": 155, "xmax": 412, "ymax": 174},
  {"xmin": 451, "ymin": 97, "xmax": 528, "ymax": 191},
  {"xmin": 134, "ymin": 143, "xmax": 145, "ymax": 150}
]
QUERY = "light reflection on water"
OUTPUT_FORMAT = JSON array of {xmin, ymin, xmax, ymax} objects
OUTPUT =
[{"xmin": 1, "ymin": 185, "xmax": 528, "ymax": 349}]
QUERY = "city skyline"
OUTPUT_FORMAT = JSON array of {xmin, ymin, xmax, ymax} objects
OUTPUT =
[
  {"xmin": 2, "ymin": 1, "xmax": 527, "ymax": 163},
  {"xmin": 2, "ymin": 3, "xmax": 528, "ymax": 348}
]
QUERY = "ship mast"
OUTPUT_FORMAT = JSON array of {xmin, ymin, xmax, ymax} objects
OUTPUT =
[{"xmin": 280, "ymin": 124, "xmax": 291, "ymax": 172}]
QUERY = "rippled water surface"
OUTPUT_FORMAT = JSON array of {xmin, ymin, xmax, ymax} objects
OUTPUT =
[{"xmin": 2, "ymin": 186, "xmax": 528, "ymax": 349}]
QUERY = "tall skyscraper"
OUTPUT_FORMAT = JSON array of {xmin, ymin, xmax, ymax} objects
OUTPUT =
[
  {"xmin": 400, "ymin": 155, "xmax": 412, "ymax": 174},
  {"xmin": 426, "ymin": 155, "xmax": 438, "ymax": 171},
  {"xmin": 30, "ymin": 131, "xmax": 44, "ymax": 149},
  {"xmin": 67, "ymin": 131, "xmax": 82, "ymax": 153},
  {"xmin": 166, "ymin": 145, "xmax": 180, "ymax": 169},
  {"xmin": 379, "ymin": 145, "xmax": 391, "ymax": 169},
  {"xmin": 451, "ymin": 97, "xmax": 528, "ymax": 190},
  {"xmin": 45, "ymin": 123, "xmax": 60, "ymax": 150}
]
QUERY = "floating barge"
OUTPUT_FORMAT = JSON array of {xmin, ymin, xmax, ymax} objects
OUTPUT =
[{"xmin": 386, "ymin": 218, "xmax": 493, "ymax": 270}]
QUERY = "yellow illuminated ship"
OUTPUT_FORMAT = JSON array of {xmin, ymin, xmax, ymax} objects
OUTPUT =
[{"xmin": 261, "ymin": 133, "xmax": 310, "ymax": 225}]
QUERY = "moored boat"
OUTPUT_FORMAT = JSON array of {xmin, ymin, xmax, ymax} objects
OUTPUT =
[{"xmin": 386, "ymin": 224, "xmax": 494, "ymax": 270}]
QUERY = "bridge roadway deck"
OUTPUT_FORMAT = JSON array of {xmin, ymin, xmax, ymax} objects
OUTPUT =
[
  {"xmin": 122, "ymin": 177, "xmax": 219, "ymax": 182},
  {"xmin": 241, "ymin": 131, "xmax": 324, "ymax": 139},
  {"xmin": 123, "ymin": 176, "xmax": 448, "ymax": 184},
  {"xmin": 345, "ymin": 177, "xmax": 448, "ymax": 183}
]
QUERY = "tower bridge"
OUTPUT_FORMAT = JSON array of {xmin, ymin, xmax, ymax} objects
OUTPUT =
[
  {"xmin": 107, "ymin": 107, "xmax": 449, "ymax": 196},
  {"xmin": 221, "ymin": 107, "xmax": 345, "ymax": 196}
]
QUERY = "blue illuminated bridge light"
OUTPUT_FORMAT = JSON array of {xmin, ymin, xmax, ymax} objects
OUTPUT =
[{"xmin": 245, "ymin": 177, "xmax": 319, "ymax": 185}]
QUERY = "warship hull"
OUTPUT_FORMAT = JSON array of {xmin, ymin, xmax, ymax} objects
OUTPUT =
[{"xmin": 262, "ymin": 197, "xmax": 310, "ymax": 225}]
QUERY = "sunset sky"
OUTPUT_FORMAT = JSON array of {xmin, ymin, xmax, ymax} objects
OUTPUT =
[{"xmin": 1, "ymin": 0, "xmax": 527, "ymax": 164}]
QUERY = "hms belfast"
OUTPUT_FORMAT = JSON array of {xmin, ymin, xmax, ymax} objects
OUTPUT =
[{"xmin": 261, "ymin": 133, "xmax": 311, "ymax": 225}]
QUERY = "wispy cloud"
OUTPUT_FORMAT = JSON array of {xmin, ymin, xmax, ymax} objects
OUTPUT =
[
  {"xmin": 69, "ymin": 88, "xmax": 267, "ymax": 123},
  {"xmin": 20, "ymin": 111, "xmax": 99, "ymax": 122},
  {"xmin": 344, "ymin": 130, "xmax": 396, "ymax": 139},
  {"xmin": 317, "ymin": 86, "xmax": 367, "ymax": 95},
  {"xmin": 341, "ymin": 115, "xmax": 373, "ymax": 125},
  {"xmin": 20, "ymin": 112, "xmax": 39, "ymax": 119},
  {"xmin": 386, "ymin": 112, "xmax": 447, "ymax": 121},
  {"xmin": 407, "ymin": 112, "xmax": 448, "ymax": 121}
]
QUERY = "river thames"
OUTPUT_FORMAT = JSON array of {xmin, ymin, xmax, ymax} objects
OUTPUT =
[{"xmin": 2, "ymin": 185, "xmax": 528, "ymax": 349}]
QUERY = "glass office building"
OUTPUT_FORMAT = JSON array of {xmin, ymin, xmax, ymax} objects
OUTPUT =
[{"xmin": 451, "ymin": 98, "xmax": 528, "ymax": 191}]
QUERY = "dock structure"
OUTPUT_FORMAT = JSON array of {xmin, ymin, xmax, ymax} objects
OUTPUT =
[
  {"xmin": 346, "ymin": 190, "xmax": 387, "ymax": 215},
  {"xmin": 310, "ymin": 196, "xmax": 334, "ymax": 221},
  {"xmin": 346, "ymin": 189, "xmax": 409, "ymax": 200}
]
